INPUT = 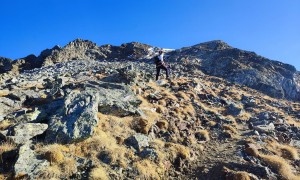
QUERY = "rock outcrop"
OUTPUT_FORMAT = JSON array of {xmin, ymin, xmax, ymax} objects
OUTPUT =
[
  {"xmin": 0, "ymin": 57, "xmax": 12, "ymax": 73},
  {"xmin": 168, "ymin": 40, "xmax": 300, "ymax": 101},
  {"xmin": 14, "ymin": 143, "xmax": 49, "ymax": 179},
  {"xmin": 2, "ymin": 39, "xmax": 299, "ymax": 101}
]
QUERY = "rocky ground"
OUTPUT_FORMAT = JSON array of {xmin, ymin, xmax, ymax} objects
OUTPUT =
[{"xmin": 0, "ymin": 39, "xmax": 300, "ymax": 179}]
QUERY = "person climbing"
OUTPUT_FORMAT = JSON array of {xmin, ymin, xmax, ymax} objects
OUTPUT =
[{"xmin": 154, "ymin": 50, "xmax": 170, "ymax": 81}]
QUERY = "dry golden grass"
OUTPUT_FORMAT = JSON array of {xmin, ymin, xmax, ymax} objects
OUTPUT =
[
  {"xmin": 223, "ymin": 130, "xmax": 236, "ymax": 139},
  {"xmin": 161, "ymin": 89, "xmax": 178, "ymax": 101},
  {"xmin": 60, "ymin": 157, "xmax": 77, "ymax": 176},
  {"xmin": 0, "ymin": 89, "xmax": 9, "ymax": 97},
  {"xmin": 187, "ymin": 91, "xmax": 197, "ymax": 99},
  {"xmin": 36, "ymin": 144, "xmax": 69, "ymax": 164},
  {"xmin": 135, "ymin": 114, "xmax": 158, "ymax": 134},
  {"xmin": 197, "ymin": 101, "xmax": 222, "ymax": 115},
  {"xmin": 13, "ymin": 173, "xmax": 27, "ymax": 180},
  {"xmin": 259, "ymin": 154, "xmax": 300, "ymax": 180},
  {"xmin": 0, "ymin": 174, "xmax": 6, "ymax": 180},
  {"xmin": 89, "ymin": 166, "xmax": 109, "ymax": 180},
  {"xmin": 238, "ymin": 112, "xmax": 252, "ymax": 121},
  {"xmin": 95, "ymin": 73, "xmax": 107, "ymax": 80},
  {"xmin": 278, "ymin": 145, "xmax": 299, "ymax": 160},
  {"xmin": 165, "ymin": 143, "xmax": 190, "ymax": 160},
  {"xmin": 154, "ymin": 104, "xmax": 166, "ymax": 114},
  {"xmin": 176, "ymin": 77, "xmax": 190, "ymax": 84},
  {"xmin": 187, "ymin": 135, "xmax": 198, "ymax": 145},
  {"xmin": 207, "ymin": 121, "xmax": 217, "ymax": 127},
  {"xmin": 146, "ymin": 81, "xmax": 161, "ymax": 91},
  {"xmin": 71, "ymin": 113, "xmax": 133, "ymax": 169},
  {"xmin": 223, "ymin": 115, "xmax": 237, "ymax": 126},
  {"xmin": 158, "ymin": 99, "xmax": 167, "ymax": 106},
  {"xmin": 265, "ymin": 140, "xmax": 299, "ymax": 160},
  {"xmin": 182, "ymin": 104, "xmax": 196, "ymax": 117},
  {"xmin": 133, "ymin": 159, "xmax": 164, "ymax": 179},
  {"xmin": 156, "ymin": 120, "xmax": 168, "ymax": 131},
  {"xmin": 75, "ymin": 130, "xmax": 124, "ymax": 161},
  {"xmin": 0, "ymin": 120, "xmax": 13, "ymax": 130},
  {"xmin": 244, "ymin": 146, "xmax": 259, "ymax": 157},
  {"xmin": 177, "ymin": 91, "xmax": 190, "ymax": 101},
  {"xmin": 224, "ymin": 167, "xmax": 251, "ymax": 180},
  {"xmin": 40, "ymin": 93, "xmax": 48, "ymax": 99},
  {"xmin": 285, "ymin": 116, "xmax": 300, "ymax": 128},
  {"xmin": 195, "ymin": 130, "xmax": 210, "ymax": 141},
  {"xmin": 0, "ymin": 141, "xmax": 16, "ymax": 158},
  {"xmin": 222, "ymin": 125, "xmax": 238, "ymax": 134},
  {"xmin": 37, "ymin": 164, "xmax": 61, "ymax": 179},
  {"xmin": 132, "ymin": 95, "xmax": 161, "ymax": 134},
  {"xmin": 44, "ymin": 149, "xmax": 64, "ymax": 164}
]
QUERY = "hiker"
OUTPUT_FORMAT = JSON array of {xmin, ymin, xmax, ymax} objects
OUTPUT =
[{"xmin": 155, "ymin": 50, "xmax": 170, "ymax": 81}]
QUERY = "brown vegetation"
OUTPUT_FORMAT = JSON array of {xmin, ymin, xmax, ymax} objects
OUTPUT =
[
  {"xmin": 259, "ymin": 154, "xmax": 300, "ymax": 180},
  {"xmin": 195, "ymin": 130, "xmax": 210, "ymax": 142},
  {"xmin": 0, "ymin": 120, "xmax": 13, "ymax": 131}
]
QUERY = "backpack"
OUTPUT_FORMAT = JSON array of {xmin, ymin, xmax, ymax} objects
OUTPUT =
[{"xmin": 154, "ymin": 56, "xmax": 160, "ymax": 64}]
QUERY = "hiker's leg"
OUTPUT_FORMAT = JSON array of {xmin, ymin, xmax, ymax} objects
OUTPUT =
[
  {"xmin": 156, "ymin": 66, "xmax": 161, "ymax": 80},
  {"xmin": 161, "ymin": 65, "xmax": 169, "ymax": 79}
]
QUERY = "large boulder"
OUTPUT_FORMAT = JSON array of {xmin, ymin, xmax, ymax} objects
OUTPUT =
[
  {"xmin": 91, "ymin": 81, "xmax": 142, "ymax": 116},
  {"xmin": 14, "ymin": 143, "xmax": 49, "ymax": 178},
  {"xmin": 45, "ymin": 89, "xmax": 100, "ymax": 143},
  {"xmin": 0, "ymin": 97, "xmax": 22, "ymax": 117},
  {"xmin": 1, "ymin": 123, "xmax": 48, "ymax": 144},
  {"xmin": 45, "ymin": 81, "xmax": 142, "ymax": 144}
]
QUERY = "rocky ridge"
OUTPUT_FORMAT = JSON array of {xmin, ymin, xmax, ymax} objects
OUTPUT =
[
  {"xmin": 1, "ymin": 39, "xmax": 299, "ymax": 101},
  {"xmin": 0, "ymin": 39, "xmax": 300, "ymax": 179}
]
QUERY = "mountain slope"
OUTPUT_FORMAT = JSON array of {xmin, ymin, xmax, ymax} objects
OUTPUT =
[
  {"xmin": 0, "ymin": 58, "xmax": 300, "ymax": 179},
  {"xmin": 0, "ymin": 39, "xmax": 299, "ymax": 102},
  {"xmin": 167, "ymin": 40, "xmax": 300, "ymax": 101}
]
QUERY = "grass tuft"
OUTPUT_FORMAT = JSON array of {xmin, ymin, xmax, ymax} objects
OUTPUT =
[
  {"xmin": 89, "ymin": 166, "xmax": 109, "ymax": 180},
  {"xmin": 195, "ymin": 130, "xmax": 210, "ymax": 141}
]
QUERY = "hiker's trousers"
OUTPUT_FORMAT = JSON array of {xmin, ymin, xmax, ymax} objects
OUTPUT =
[{"xmin": 156, "ymin": 64, "xmax": 170, "ymax": 80}]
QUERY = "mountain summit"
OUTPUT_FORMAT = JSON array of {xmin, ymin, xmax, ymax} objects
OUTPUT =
[{"xmin": 0, "ymin": 39, "xmax": 300, "ymax": 179}]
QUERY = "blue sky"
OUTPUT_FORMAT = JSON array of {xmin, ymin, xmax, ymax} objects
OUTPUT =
[{"xmin": 0, "ymin": 0, "xmax": 299, "ymax": 70}]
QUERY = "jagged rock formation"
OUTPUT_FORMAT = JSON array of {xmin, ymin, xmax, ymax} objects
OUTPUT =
[
  {"xmin": 0, "ymin": 57, "xmax": 12, "ymax": 73},
  {"xmin": 168, "ymin": 40, "xmax": 300, "ymax": 101},
  {"xmin": 1, "ymin": 39, "xmax": 299, "ymax": 101}
]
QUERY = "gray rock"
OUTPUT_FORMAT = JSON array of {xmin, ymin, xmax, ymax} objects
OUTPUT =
[
  {"xmin": 14, "ymin": 143, "xmax": 50, "ymax": 178},
  {"xmin": 290, "ymin": 140, "xmax": 300, "ymax": 148},
  {"xmin": 253, "ymin": 123, "xmax": 275, "ymax": 133},
  {"xmin": 1, "ymin": 123, "xmax": 48, "ymax": 144},
  {"xmin": 139, "ymin": 148, "xmax": 158, "ymax": 160},
  {"xmin": 44, "ymin": 80, "xmax": 141, "ymax": 144},
  {"xmin": 0, "ymin": 97, "xmax": 22, "ymax": 116},
  {"xmin": 168, "ymin": 40, "xmax": 300, "ymax": 101},
  {"xmin": 13, "ymin": 108, "xmax": 41, "ymax": 123},
  {"xmin": 45, "ymin": 89, "xmax": 99, "ymax": 144},
  {"xmin": 0, "ymin": 57, "xmax": 13, "ymax": 73},
  {"xmin": 241, "ymin": 95, "xmax": 257, "ymax": 107},
  {"xmin": 125, "ymin": 133, "xmax": 149, "ymax": 152},
  {"xmin": 116, "ymin": 64, "xmax": 139, "ymax": 84},
  {"xmin": 226, "ymin": 103, "xmax": 243, "ymax": 116},
  {"xmin": 258, "ymin": 112, "xmax": 270, "ymax": 120},
  {"xmin": 94, "ymin": 82, "xmax": 142, "ymax": 116}
]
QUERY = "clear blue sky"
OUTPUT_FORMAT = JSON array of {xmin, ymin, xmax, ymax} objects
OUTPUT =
[{"xmin": 0, "ymin": 0, "xmax": 299, "ymax": 70}]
